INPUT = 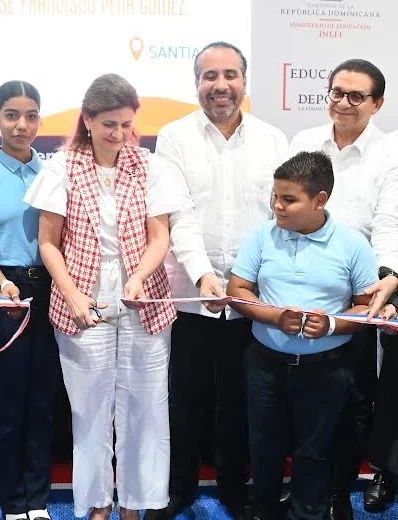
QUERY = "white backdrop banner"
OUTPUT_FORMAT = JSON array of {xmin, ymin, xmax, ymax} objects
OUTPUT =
[
  {"xmin": 0, "ymin": 0, "xmax": 251, "ymax": 146},
  {"xmin": 251, "ymin": 0, "xmax": 397, "ymax": 140}
]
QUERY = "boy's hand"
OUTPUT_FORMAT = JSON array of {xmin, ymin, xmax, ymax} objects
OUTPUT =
[
  {"xmin": 278, "ymin": 308, "xmax": 303, "ymax": 335},
  {"xmin": 303, "ymin": 309, "xmax": 329, "ymax": 339}
]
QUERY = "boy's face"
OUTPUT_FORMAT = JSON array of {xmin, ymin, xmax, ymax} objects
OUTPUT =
[{"xmin": 271, "ymin": 179, "xmax": 327, "ymax": 234}]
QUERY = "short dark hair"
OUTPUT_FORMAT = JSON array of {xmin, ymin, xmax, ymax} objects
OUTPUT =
[
  {"xmin": 0, "ymin": 80, "xmax": 40, "ymax": 110},
  {"xmin": 328, "ymin": 59, "xmax": 385, "ymax": 100},
  {"xmin": 69, "ymin": 73, "xmax": 140, "ymax": 149},
  {"xmin": 274, "ymin": 151, "xmax": 334, "ymax": 197},
  {"xmin": 194, "ymin": 41, "xmax": 247, "ymax": 82}
]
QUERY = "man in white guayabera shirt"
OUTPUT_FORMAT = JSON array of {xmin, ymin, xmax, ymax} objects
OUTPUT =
[
  {"xmin": 289, "ymin": 59, "xmax": 398, "ymax": 520},
  {"xmin": 156, "ymin": 41, "xmax": 288, "ymax": 520},
  {"xmin": 365, "ymin": 128, "xmax": 398, "ymax": 514}
]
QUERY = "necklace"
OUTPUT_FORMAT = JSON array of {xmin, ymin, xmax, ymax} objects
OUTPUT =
[{"xmin": 96, "ymin": 165, "xmax": 115, "ymax": 188}]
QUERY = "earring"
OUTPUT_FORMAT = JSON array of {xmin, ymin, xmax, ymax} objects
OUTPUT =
[{"xmin": 87, "ymin": 129, "xmax": 91, "ymax": 138}]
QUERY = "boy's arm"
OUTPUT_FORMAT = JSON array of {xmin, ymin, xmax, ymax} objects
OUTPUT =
[
  {"xmin": 333, "ymin": 293, "xmax": 373, "ymax": 334},
  {"xmin": 303, "ymin": 295, "xmax": 372, "ymax": 339},
  {"xmin": 227, "ymin": 275, "xmax": 303, "ymax": 335},
  {"xmin": 227, "ymin": 274, "xmax": 282, "ymax": 325}
]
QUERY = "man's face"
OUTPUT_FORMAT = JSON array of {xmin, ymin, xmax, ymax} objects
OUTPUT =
[
  {"xmin": 196, "ymin": 47, "xmax": 246, "ymax": 124},
  {"xmin": 328, "ymin": 70, "xmax": 383, "ymax": 135}
]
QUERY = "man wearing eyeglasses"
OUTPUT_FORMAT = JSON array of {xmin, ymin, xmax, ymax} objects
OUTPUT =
[{"xmin": 289, "ymin": 59, "xmax": 398, "ymax": 520}]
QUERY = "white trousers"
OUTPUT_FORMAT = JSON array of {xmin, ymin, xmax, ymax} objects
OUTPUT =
[{"xmin": 55, "ymin": 260, "xmax": 171, "ymax": 517}]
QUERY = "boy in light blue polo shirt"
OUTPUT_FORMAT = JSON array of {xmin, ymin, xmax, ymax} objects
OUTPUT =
[{"xmin": 227, "ymin": 151, "xmax": 378, "ymax": 520}]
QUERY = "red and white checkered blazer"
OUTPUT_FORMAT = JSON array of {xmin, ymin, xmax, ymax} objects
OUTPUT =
[{"xmin": 49, "ymin": 144, "xmax": 176, "ymax": 335}]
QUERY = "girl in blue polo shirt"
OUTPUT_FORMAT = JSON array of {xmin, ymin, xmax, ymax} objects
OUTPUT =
[
  {"xmin": 227, "ymin": 151, "xmax": 378, "ymax": 520},
  {"xmin": 0, "ymin": 81, "xmax": 59, "ymax": 520}
]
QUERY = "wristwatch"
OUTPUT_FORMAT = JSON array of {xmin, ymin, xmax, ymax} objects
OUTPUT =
[{"xmin": 378, "ymin": 266, "xmax": 398, "ymax": 280}]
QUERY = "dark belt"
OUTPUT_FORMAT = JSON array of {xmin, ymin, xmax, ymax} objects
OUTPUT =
[
  {"xmin": 0, "ymin": 265, "xmax": 49, "ymax": 281},
  {"xmin": 252, "ymin": 338, "xmax": 350, "ymax": 366}
]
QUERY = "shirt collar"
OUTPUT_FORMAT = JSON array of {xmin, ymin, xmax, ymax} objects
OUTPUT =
[
  {"xmin": 281, "ymin": 211, "xmax": 336, "ymax": 243},
  {"xmin": 0, "ymin": 147, "xmax": 41, "ymax": 174},
  {"xmin": 324, "ymin": 120, "xmax": 376, "ymax": 156},
  {"xmin": 197, "ymin": 109, "xmax": 246, "ymax": 140}
]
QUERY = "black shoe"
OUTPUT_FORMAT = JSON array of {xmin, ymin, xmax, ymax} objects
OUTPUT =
[
  {"xmin": 165, "ymin": 495, "xmax": 194, "ymax": 519},
  {"xmin": 328, "ymin": 493, "xmax": 353, "ymax": 520},
  {"xmin": 280, "ymin": 483, "xmax": 291, "ymax": 504},
  {"xmin": 364, "ymin": 472, "xmax": 394, "ymax": 512},
  {"xmin": 144, "ymin": 509, "xmax": 168, "ymax": 520}
]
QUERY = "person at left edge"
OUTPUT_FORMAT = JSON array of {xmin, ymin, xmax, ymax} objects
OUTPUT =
[
  {"xmin": 23, "ymin": 73, "xmax": 213, "ymax": 520},
  {"xmin": 0, "ymin": 81, "xmax": 59, "ymax": 520}
]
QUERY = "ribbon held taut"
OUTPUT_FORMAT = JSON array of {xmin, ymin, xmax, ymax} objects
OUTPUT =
[
  {"xmin": 120, "ymin": 296, "xmax": 398, "ymax": 328},
  {"xmin": 0, "ymin": 297, "xmax": 32, "ymax": 353}
]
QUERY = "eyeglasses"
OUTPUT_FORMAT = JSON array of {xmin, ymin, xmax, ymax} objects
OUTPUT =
[{"xmin": 328, "ymin": 88, "xmax": 373, "ymax": 106}]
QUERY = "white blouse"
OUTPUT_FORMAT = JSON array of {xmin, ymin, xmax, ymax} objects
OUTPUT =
[
  {"xmin": 95, "ymin": 164, "xmax": 118, "ymax": 259},
  {"xmin": 25, "ymin": 149, "xmax": 214, "ymax": 284},
  {"xmin": 25, "ymin": 150, "xmax": 192, "ymax": 216}
]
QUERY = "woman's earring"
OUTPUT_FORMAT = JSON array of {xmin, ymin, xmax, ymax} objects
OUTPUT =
[{"xmin": 88, "ymin": 129, "xmax": 91, "ymax": 139}]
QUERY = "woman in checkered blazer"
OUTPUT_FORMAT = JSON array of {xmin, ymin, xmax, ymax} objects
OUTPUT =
[{"xmin": 25, "ymin": 74, "xmax": 196, "ymax": 520}]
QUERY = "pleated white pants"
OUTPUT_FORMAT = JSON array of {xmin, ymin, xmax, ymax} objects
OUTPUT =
[{"xmin": 55, "ymin": 260, "xmax": 171, "ymax": 517}]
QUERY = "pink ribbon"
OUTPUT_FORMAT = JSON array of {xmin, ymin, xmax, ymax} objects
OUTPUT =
[
  {"xmin": 121, "ymin": 296, "xmax": 398, "ymax": 328},
  {"xmin": 0, "ymin": 297, "xmax": 32, "ymax": 353}
]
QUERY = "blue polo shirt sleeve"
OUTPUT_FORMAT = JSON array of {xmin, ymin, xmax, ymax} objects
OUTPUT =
[
  {"xmin": 349, "ymin": 231, "xmax": 379, "ymax": 294},
  {"xmin": 231, "ymin": 224, "xmax": 266, "ymax": 283}
]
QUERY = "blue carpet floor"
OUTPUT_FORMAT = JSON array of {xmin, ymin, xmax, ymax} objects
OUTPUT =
[{"xmin": 42, "ymin": 486, "xmax": 397, "ymax": 520}]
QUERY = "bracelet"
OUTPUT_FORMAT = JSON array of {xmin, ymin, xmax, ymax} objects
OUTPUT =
[
  {"xmin": 326, "ymin": 315, "xmax": 336, "ymax": 336},
  {"xmin": 0, "ymin": 279, "xmax": 14, "ymax": 292}
]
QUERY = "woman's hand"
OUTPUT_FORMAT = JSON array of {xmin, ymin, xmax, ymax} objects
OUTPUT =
[
  {"xmin": 1, "ymin": 282, "xmax": 23, "ymax": 319},
  {"xmin": 64, "ymin": 289, "xmax": 107, "ymax": 329},
  {"xmin": 365, "ymin": 277, "xmax": 398, "ymax": 319},
  {"xmin": 123, "ymin": 272, "xmax": 147, "ymax": 309},
  {"xmin": 378, "ymin": 303, "xmax": 398, "ymax": 335}
]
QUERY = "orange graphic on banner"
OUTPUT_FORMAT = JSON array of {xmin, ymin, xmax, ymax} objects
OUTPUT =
[
  {"xmin": 38, "ymin": 97, "xmax": 251, "ymax": 137},
  {"xmin": 130, "ymin": 37, "xmax": 144, "ymax": 60}
]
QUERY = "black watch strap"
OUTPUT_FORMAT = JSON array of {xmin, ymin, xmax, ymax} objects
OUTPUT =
[
  {"xmin": 379, "ymin": 266, "xmax": 398, "ymax": 280},
  {"xmin": 387, "ymin": 293, "xmax": 398, "ymax": 311}
]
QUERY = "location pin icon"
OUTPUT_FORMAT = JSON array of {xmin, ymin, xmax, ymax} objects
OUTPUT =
[{"xmin": 130, "ymin": 37, "xmax": 144, "ymax": 60}]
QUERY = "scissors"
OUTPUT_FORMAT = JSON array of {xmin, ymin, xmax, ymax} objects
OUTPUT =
[{"xmin": 90, "ymin": 306, "xmax": 128, "ymax": 326}]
